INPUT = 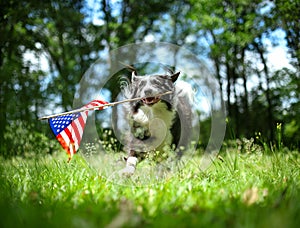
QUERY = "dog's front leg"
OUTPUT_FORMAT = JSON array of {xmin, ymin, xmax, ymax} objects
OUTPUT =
[
  {"xmin": 120, "ymin": 110, "xmax": 148, "ymax": 176},
  {"xmin": 131, "ymin": 109, "xmax": 150, "ymax": 140},
  {"xmin": 119, "ymin": 156, "xmax": 138, "ymax": 177},
  {"xmin": 119, "ymin": 149, "xmax": 142, "ymax": 176}
]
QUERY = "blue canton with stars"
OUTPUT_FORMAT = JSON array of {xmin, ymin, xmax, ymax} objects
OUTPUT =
[{"xmin": 49, "ymin": 113, "xmax": 81, "ymax": 136}]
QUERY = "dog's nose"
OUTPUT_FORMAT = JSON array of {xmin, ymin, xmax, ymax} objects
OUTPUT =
[{"xmin": 144, "ymin": 90, "xmax": 153, "ymax": 96}]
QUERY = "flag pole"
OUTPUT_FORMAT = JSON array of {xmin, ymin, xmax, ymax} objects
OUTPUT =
[{"xmin": 38, "ymin": 91, "xmax": 173, "ymax": 120}]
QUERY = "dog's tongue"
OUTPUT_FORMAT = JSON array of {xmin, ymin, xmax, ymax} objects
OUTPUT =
[{"xmin": 142, "ymin": 97, "xmax": 160, "ymax": 105}]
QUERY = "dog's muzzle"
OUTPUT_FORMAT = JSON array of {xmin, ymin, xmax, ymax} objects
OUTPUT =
[{"xmin": 142, "ymin": 96, "xmax": 160, "ymax": 105}]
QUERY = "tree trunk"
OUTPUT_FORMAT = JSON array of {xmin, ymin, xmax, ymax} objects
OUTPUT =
[
  {"xmin": 232, "ymin": 72, "xmax": 240, "ymax": 138},
  {"xmin": 254, "ymin": 42, "xmax": 274, "ymax": 141},
  {"xmin": 226, "ymin": 61, "xmax": 232, "ymax": 118},
  {"xmin": 241, "ymin": 48, "xmax": 250, "ymax": 137}
]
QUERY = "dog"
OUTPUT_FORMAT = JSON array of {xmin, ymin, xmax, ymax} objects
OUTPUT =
[{"xmin": 119, "ymin": 69, "xmax": 194, "ymax": 175}]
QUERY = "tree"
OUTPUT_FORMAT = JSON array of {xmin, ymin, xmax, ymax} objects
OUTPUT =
[
  {"xmin": 273, "ymin": 0, "xmax": 300, "ymax": 70},
  {"xmin": 0, "ymin": 0, "xmax": 48, "ymax": 154},
  {"xmin": 89, "ymin": 0, "xmax": 179, "ymax": 100},
  {"xmin": 30, "ymin": 0, "xmax": 98, "ymax": 110},
  {"xmin": 188, "ymin": 0, "xmax": 269, "ymax": 137},
  {"xmin": 0, "ymin": 0, "xmax": 95, "ymax": 155}
]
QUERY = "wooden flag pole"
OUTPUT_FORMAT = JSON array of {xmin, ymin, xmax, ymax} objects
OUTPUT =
[{"xmin": 38, "ymin": 91, "xmax": 173, "ymax": 120}]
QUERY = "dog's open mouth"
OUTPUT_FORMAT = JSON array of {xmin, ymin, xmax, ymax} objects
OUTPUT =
[{"xmin": 142, "ymin": 96, "xmax": 160, "ymax": 105}]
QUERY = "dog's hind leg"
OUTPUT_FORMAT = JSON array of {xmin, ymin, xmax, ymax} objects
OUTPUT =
[{"xmin": 174, "ymin": 81, "xmax": 195, "ymax": 157}]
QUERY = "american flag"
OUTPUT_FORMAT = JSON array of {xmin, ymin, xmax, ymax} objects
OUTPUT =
[{"xmin": 48, "ymin": 100, "xmax": 108, "ymax": 161}]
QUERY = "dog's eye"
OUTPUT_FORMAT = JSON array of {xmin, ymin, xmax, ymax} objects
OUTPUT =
[
  {"xmin": 158, "ymin": 75, "xmax": 170, "ymax": 80},
  {"xmin": 138, "ymin": 80, "xmax": 146, "ymax": 88}
]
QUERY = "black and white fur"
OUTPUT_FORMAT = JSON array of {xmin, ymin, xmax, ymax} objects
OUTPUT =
[{"xmin": 120, "ymin": 70, "xmax": 194, "ymax": 175}]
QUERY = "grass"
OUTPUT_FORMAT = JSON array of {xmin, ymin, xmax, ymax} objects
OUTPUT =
[{"xmin": 0, "ymin": 144, "xmax": 300, "ymax": 228}]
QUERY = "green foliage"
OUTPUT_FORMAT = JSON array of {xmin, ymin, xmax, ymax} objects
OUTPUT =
[
  {"xmin": 98, "ymin": 128, "xmax": 121, "ymax": 153},
  {"xmin": 186, "ymin": 0, "xmax": 300, "ymax": 144},
  {"xmin": 273, "ymin": 0, "xmax": 300, "ymax": 69},
  {"xmin": 1, "ymin": 0, "xmax": 300, "ymax": 156},
  {"xmin": 0, "ymin": 145, "xmax": 299, "ymax": 227},
  {"xmin": 0, "ymin": 0, "xmax": 91, "ymax": 154},
  {"xmin": 284, "ymin": 120, "xmax": 300, "ymax": 146},
  {"xmin": 3, "ymin": 121, "xmax": 61, "ymax": 158},
  {"xmin": 1, "ymin": 2, "xmax": 299, "ymax": 226}
]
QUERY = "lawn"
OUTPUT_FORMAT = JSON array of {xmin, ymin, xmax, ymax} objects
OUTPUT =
[{"xmin": 0, "ymin": 143, "xmax": 299, "ymax": 228}]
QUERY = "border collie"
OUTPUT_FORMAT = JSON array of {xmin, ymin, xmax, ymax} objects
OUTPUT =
[{"xmin": 120, "ymin": 70, "xmax": 194, "ymax": 175}]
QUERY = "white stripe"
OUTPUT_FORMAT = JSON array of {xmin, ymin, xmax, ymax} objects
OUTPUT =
[
  {"xmin": 63, "ymin": 124, "xmax": 80, "ymax": 153},
  {"xmin": 73, "ymin": 118, "xmax": 84, "ymax": 137},
  {"xmin": 86, "ymin": 101, "xmax": 99, "ymax": 108},
  {"xmin": 60, "ymin": 130, "xmax": 71, "ymax": 147},
  {"xmin": 69, "ymin": 145, "xmax": 74, "ymax": 157},
  {"xmin": 70, "ymin": 143, "xmax": 78, "ymax": 156},
  {"xmin": 67, "ymin": 124, "xmax": 80, "ymax": 146},
  {"xmin": 73, "ymin": 142, "xmax": 79, "ymax": 151},
  {"xmin": 86, "ymin": 101, "xmax": 104, "ymax": 109},
  {"xmin": 60, "ymin": 125, "xmax": 79, "ymax": 156},
  {"xmin": 81, "ymin": 111, "xmax": 88, "ymax": 121}
]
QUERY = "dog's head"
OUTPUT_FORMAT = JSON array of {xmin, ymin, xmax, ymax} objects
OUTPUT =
[{"xmin": 130, "ymin": 71, "xmax": 180, "ymax": 106}]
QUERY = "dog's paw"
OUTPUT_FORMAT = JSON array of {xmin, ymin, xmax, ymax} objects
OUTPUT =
[
  {"xmin": 132, "ymin": 109, "xmax": 149, "ymax": 125},
  {"xmin": 118, "ymin": 157, "xmax": 138, "ymax": 177},
  {"xmin": 132, "ymin": 125, "xmax": 150, "ymax": 139}
]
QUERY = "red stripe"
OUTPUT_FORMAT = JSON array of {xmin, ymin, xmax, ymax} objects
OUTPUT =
[
  {"xmin": 78, "ymin": 114, "xmax": 86, "ymax": 129},
  {"xmin": 71, "ymin": 120, "xmax": 82, "ymax": 145},
  {"xmin": 54, "ymin": 99, "xmax": 108, "ymax": 160},
  {"xmin": 56, "ymin": 134, "xmax": 70, "ymax": 155},
  {"xmin": 64, "ymin": 127, "xmax": 74, "ymax": 144},
  {"xmin": 85, "ymin": 100, "xmax": 108, "ymax": 110},
  {"xmin": 77, "ymin": 117, "xmax": 86, "ymax": 145},
  {"xmin": 56, "ymin": 115, "xmax": 87, "ymax": 157}
]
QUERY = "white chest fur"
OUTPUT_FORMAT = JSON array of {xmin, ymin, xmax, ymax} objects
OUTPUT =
[
  {"xmin": 132, "ymin": 101, "xmax": 176, "ymax": 148},
  {"xmin": 141, "ymin": 101, "xmax": 175, "ymax": 128}
]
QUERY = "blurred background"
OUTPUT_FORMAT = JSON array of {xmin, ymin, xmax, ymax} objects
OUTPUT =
[{"xmin": 1, "ymin": 0, "xmax": 299, "ymax": 157}]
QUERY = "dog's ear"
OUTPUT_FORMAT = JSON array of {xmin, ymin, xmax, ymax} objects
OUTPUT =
[
  {"xmin": 131, "ymin": 71, "xmax": 138, "ymax": 82},
  {"xmin": 171, "ymin": 72, "xmax": 180, "ymax": 83}
]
